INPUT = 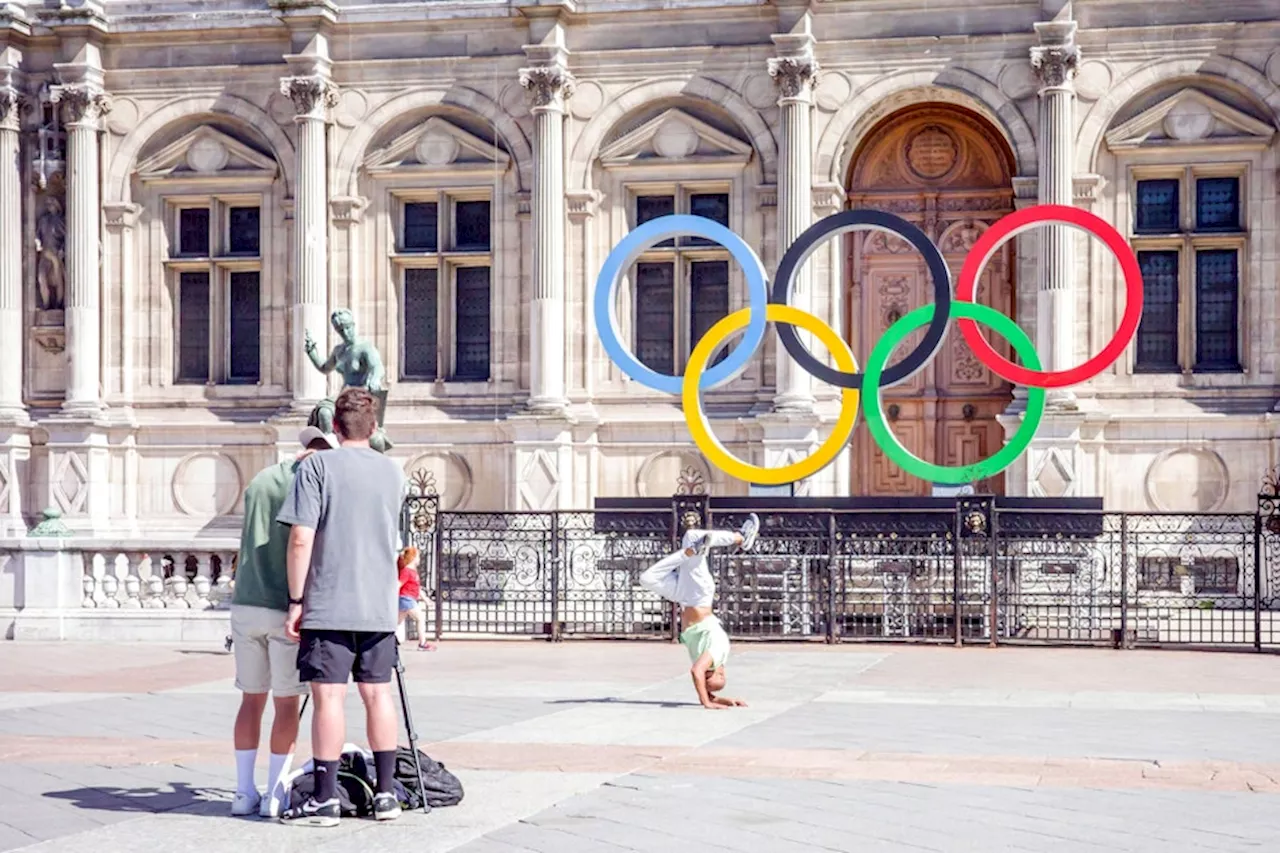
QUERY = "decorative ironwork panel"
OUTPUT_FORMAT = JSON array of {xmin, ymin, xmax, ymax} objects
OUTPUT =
[
  {"xmin": 435, "ymin": 512, "xmax": 555, "ymax": 636},
  {"xmin": 558, "ymin": 511, "xmax": 672, "ymax": 637},
  {"xmin": 402, "ymin": 268, "xmax": 438, "ymax": 380}
]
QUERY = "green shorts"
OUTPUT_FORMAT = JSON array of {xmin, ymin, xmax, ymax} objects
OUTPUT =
[{"xmin": 679, "ymin": 616, "xmax": 730, "ymax": 671}]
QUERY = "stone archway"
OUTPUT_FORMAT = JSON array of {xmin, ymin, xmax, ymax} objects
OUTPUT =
[{"xmin": 845, "ymin": 103, "xmax": 1017, "ymax": 496}]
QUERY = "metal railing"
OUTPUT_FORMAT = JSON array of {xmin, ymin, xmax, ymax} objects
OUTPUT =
[{"xmin": 400, "ymin": 484, "xmax": 1280, "ymax": 650}]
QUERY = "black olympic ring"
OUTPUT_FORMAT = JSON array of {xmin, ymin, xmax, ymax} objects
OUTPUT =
[{"xmin": 769, "ymin": 209, "xmax": 952, "ymax": 389}]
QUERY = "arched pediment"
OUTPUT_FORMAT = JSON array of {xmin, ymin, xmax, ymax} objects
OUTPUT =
[
  {"xmin": 598, "ymin": 108, "xmax": 753, "ymax": 169},
  {"xmin": 134, "ymin": 125, "xmax": 278, "ymax": 185},
  {"xmin": 364, "ymin": 116, "xmax": 511, "ymax": 177},
  {"xmin": 1105, "ymin": 87, "xmax": 1276, "ymax": 152}
]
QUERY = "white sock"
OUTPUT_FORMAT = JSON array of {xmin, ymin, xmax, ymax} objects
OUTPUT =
[
  {"xmin": 234, "ymin": 749, "xmax": 258, "ymax": 796},
  {"xmin": 266, "ymin": 752, "xmax": 293, "ymax": 802}
]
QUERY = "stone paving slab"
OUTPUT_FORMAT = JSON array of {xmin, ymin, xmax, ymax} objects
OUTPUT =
[{"xmin": 2, "ymin": 641, "xmax": 1280, "ymax": 852}]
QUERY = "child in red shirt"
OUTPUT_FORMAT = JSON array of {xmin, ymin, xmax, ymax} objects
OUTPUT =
[{"xmin": 397, "ymin": 547, "xmax": 433, "ymax": 651}]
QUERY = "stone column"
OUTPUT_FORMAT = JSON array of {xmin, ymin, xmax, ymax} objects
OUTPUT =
[
  {"xmin": 0, "ymin": 79, "xmax": 24, "ymax": 422},
  {"xmin": 280, "ymin": 74, "xmax": 337, "ymax": 409},
  {"xmin": 51, "ymin": 82, "xmax": 110, "ymax": 416},
  {"xmin": 1031, "ymin": 20, "xmax": 1079, "ymax": 408},
  {"xmin": 519, "ymin": 63, "xmax": 573, "ymax": 413},
  {"xmin": 769, "ymin": 27, "xmax": 819, "ymax": 413}
]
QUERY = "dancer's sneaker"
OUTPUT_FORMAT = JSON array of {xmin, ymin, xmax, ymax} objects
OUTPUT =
[
  {"xmin": 279, "ymin": 795, "xmax": 340, "ymax": 827},
  {"xmin": 740, "ymin": 513, "xmax": 760, "ymax": 551},
  {"xmin": 230, "ymin": 790, "xmax": 261, "ymax": 817},
  {"xmin": 372, "ymin": 792, "xmax": 402, "ymax": 821}
]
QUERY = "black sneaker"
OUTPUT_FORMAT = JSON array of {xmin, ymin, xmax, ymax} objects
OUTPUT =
[
  {"xmin": 280, "ymin": 796, "xmax": 340, "ymax": 828},
  {"xmin": 372, "ymin": 792, "xmax": 402, "ymax": 821}
]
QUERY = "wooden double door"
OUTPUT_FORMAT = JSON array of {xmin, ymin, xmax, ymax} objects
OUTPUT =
[{"xmin": 845, "ymin": 105, "xmax": 1017, "ymax": 496}]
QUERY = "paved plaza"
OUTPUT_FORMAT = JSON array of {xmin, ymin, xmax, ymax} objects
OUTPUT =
[{"xmin": 0, "ymin": 640, "xmax": 1279, "ymax": 852}]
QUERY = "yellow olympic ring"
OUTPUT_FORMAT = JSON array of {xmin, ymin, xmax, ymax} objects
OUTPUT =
[{"xmin": 682, "ymin": 304, "xmax": 860, "ymax": 486}]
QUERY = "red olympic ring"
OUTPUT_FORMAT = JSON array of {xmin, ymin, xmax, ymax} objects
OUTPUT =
[{"xmin": 954, "ymin": 204, "xmax": 1144, "ymax": 389}]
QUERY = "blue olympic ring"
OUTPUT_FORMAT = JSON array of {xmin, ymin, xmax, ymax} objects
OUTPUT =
[{"xmin": 593, "ymin": 215, "xmax": 770, "ymax": 394}]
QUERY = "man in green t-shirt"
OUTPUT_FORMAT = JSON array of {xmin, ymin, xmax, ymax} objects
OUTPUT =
[{"xmin": 229, "ymin": 427, "xmax": 337, "ymax": 818}]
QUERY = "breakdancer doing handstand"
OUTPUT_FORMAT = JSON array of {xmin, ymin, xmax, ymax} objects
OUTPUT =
[{"xmin": 639, "ymin": 511, "xmax": 759, "ymax": 710}]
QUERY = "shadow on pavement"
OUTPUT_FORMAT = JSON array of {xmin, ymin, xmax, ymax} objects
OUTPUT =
[
  {"xmin": 545, "ymin": 697, "xmax": 695, "ymax": 708},
  {"xmin": 44, "ymin": 782, "xmax": 231, "ymax": 815}
]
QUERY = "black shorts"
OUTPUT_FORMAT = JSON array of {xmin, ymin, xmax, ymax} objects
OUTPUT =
[{"xmin": 297, "ymin": 630, "xmax": 397, "ymax": 684}]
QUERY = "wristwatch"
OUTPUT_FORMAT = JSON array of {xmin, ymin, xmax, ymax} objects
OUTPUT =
[{"xmin": 288, "ymin": 596, "xmax": 304, "ymax": 606}]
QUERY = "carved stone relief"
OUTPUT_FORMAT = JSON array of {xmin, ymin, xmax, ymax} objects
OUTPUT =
[{"xmin": 637, "ymin": 450, "xmax": 710, "ymax": 498}]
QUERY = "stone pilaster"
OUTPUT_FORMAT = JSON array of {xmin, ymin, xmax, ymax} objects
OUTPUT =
[
  {"xmin": 280, "ymin": 71, "xmax": 337, "ymax": 409},
  {"xmin": 1031, "ymin": 19, "xmax": 1080, "ymax": 410},
  {"xmin": 50, "ymin": 80, "xmax": 110, "ymax": 416},
  {"xmin": 103, "ymin": 202, "xmax": 141, "ymax": 412},
  {"xmin": 519, "ymin": 59, "xmax": 573, "ymax": 413},
  {"xmin": 0, "ymin": 70, "xmax": 26, "ymax": 424},
  {"xmin": 769, "ymin": 17, "xmax": 819, "ymax": 413}
]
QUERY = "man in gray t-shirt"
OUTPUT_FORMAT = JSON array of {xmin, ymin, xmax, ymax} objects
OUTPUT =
[{"xmin": 277, "ymin": 388, "xmax": 406, "ymax": 827}]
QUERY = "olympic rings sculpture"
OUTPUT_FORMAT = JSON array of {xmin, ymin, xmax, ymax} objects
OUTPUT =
[{"xmin": 593, "ymin": 204, "xmax": 1144, "ymax": 487}]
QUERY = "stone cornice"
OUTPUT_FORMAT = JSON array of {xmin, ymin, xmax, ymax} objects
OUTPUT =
[{"xmin": 0, "ymin": 2, "xmax": 31, "ymax": 38}]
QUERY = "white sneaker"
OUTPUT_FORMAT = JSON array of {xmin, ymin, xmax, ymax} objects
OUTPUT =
[
  {"xmin": 231, "ymin": 790, "xmax": 261, "ymax": 817},
  {"xmin": 740, "ymin": 513, "xmax": 760, "ymax": 551},
  {"xmin": 259, "ymin": 794, "xmax": 280, "ymax": 819}
]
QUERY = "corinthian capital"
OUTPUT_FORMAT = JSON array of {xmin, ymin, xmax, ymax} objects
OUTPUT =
[
  {"xmin": 519, "ymin": 65, "xmax": 575, "ymax": 112},
  {"xmin": 768, "ymin": 55, "xmax": 820, "ymax": 102},
  {"xmin": 1031, "ymin": 20, "xmax": 1080, "ymax": 92},
  {"xmin": 280, "ymin": 75, "xmax": 339, "ymax": 120},
  {"xmin": 0, "ymin": 86, "xmax": 26, "ymax": 132},
  {"xmin": 51, "ymin": 83, "xmax": 111, "ymax": 127}
]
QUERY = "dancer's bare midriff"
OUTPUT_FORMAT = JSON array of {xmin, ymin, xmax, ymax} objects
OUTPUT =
[{"xmin": 681, "ymin": 605, "xmax": 714, "ymax": 632}]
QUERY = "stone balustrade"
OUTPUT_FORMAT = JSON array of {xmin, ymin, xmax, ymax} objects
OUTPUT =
[
  {"xmin": 0, "ymin": 537, "xmax": 241, "ymax": 641},
  {"xmin": 80, "ymin": 548, "xmax": 238, "ymax": 610}
]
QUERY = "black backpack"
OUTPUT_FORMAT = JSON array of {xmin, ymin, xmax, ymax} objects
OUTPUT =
[
  {"xmin": 394, "ymin": 746, "xmax": 464, "ymax": 808},
  {"xmin": 288, "ymin": 749, "xmax": 408, "ymax": 817}
]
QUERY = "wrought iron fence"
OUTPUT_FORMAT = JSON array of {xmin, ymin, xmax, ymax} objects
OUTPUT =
[{"xmin": 401, "ymin": 476, "xmax": 1280, "ymax": 650}]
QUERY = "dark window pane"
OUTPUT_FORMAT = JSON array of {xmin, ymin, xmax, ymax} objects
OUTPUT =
[
  {"xmin": 685, "ymin": 193, "xmax": 730, "ymax": 247},
  {"xmin": 227, "ymin": 272, "xmax": 260, "ymax": 382},
  {"xmin": 1195, "ymin": 177, "xmax": 1240, "ymax": 232},
  {"xmin": 1195, "ymin": 250, "xmax": 1240, "ymax": 371},
  {"xmin": 1134, "ymin": 251, "xmax": 1179, "ymax": 372},
  {"xmin": 179, "ymin": 208, "xmax": 210, "ymax": 256},
  {"xmin": 455, "ymin": 266, "xmax": 491, "ymax": 381},
  {"xmin": 177, "ymin": 272, "xmax": 210, "ymax": 382},
  {"xmin": 404, "ymin": 202, "xmax": 438, "ymax": 252},
  {"xmin": 454, "ymin": 201, "xmax": 491, "ymax": 252},
  {"xmin": 634, "ymin": 262, "xmax": 675, "ymax": 374},
  {"xmin": 227, "ymin": 207, "xmax": 260, "ymax": 255},
  {"xmin": 403, "ymin": 268, "xmax": 438, "ymax": 380},
  {"xmin": 636, "ymin": 195, "xmax": 675, "ymax": 247},
  {"xmin": 1135, "ymin": 179, "xmax": 1179, "ymax": 234},
  {"xmin": 690, "ymin": 260, "xmax": 730, "ymax": 367}
]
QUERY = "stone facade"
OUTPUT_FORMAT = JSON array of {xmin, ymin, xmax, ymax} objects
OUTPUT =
[{"xmin": 0, "ymin": 0, "xmax": 1278, "ymax": 539}]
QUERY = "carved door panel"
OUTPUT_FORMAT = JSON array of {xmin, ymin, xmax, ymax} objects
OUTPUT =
[{"xmin": 844, "ymin": 104, "xmax": 1017, "ymax": 497}]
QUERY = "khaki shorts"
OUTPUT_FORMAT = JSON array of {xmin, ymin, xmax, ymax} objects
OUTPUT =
[{"xmin": 230, "ymin": 604, "xmax": 309, "ymax": 697}]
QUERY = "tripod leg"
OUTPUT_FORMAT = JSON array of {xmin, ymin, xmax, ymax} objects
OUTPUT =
[
  {"xmin": 394, "ymin": 650, "xmax": 431, "ymax": 814},
  {"xmin": 299, "ymin": 694, "xmax": 309, "ymax": 719}
]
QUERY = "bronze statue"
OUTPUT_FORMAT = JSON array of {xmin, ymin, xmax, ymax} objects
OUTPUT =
[
  {"xmin": 35, "ymin": 194, "xmax": 66, "ymax": 312},
  {"xmin": 304, "ymin": 309, "xmax": 393, "ymax": 453}
]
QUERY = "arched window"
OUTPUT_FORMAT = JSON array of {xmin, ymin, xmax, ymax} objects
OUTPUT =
[
  {"xmin": 1105, "ymin": 86, "xmax": 1275, "ymax": 375},
  {"xmin": 598, "ymin": 107, "xmax": 757, "ymax": 378},
  {"xmin": 135, "ymin": 124, "xmax": 281, "ymax": 389}
]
